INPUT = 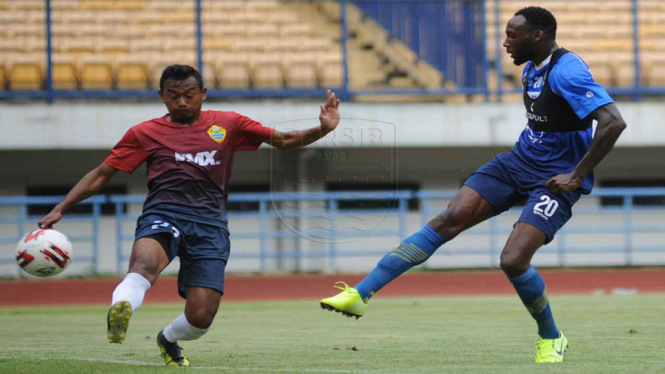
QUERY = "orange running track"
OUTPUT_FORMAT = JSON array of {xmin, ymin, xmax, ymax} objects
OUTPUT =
[{"xmin": 1, "ymin": 268, "xmax": 664, "ymax": 306}]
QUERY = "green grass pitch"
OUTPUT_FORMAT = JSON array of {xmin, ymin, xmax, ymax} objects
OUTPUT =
[{"xmin": 1, "ymin": 295, "xmax": 664, "ymax": 374}]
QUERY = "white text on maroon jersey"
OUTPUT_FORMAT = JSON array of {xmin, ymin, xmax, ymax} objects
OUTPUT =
[{"xmin": 175, "ymin": 151, "xmax": 221, "ymax": 166}]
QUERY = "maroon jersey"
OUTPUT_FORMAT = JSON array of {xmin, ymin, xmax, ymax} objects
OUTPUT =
[{"xmin": 105, "ymin": 110, "xmax": 274, "ymax": 225}]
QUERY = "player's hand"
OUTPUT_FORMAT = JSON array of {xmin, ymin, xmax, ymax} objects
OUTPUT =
[
  {"xmin": 319, "ymin": 89, "xmax": 340, "ymax": 133},
  {"xmin": 38, "ymin": 210, "xmax": 62, "ymax": 229},
  {"xmin": 545, "ymin": 173, "xmax": 583, "ymax": 194}
]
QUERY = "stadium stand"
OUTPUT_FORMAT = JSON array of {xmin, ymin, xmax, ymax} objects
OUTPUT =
[
  {"xmin": 0, "ymin": 0, "xmax": 443, "ymax": 91},
  {"xmin": 0, "ymin": 0, "xmax": 663, "ymax": 92},
  {"xmin": 486, "ymin": 0, "xmax": 665, "ymax": 89}
]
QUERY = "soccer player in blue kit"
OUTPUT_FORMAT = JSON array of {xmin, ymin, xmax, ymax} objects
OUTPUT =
[{"xmin": 321, "ymin": 7, "xmax": 626, "ymax": 363}]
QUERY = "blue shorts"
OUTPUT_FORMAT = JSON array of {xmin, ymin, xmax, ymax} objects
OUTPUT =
[
  {"xmin": 464, "ymin": 152, "xmax": 582, "ymax": 244},
  {"xmin": 135, "ymin": 211, "xmax": 230, "ymax": 299}
]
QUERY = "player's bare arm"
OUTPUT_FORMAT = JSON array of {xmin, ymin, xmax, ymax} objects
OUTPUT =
[
  {"xmin": 545, "ymin": 103, "xmax": 627, "ymax": 194},
  {"xmin": 38, "ymin": 162, "xmax": 118, "ymax": 228},
  {"xmin": 269, "ymin": 90, "xmax": 340, "ymax": 150}
]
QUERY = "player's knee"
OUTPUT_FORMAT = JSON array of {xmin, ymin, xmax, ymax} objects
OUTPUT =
[
  {"xmin": 186, "ymin": 307, "xmax": 217, "ymax": 329},
  {"xmin": 499, "ymin": 252, "xmax": 529, "ymax": 278},
  {"xmin": 127, "ymin": 261, "xmax": 159, "ymax": 285}
]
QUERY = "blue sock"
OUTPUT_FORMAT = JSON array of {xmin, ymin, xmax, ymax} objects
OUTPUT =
[
  {"xmin": 355, "ymin": 225, "xmax": 445, "ymax": 301},
  {"xmin": 509, "ymin": 266, "xmax": 560, "ymax": 339}
]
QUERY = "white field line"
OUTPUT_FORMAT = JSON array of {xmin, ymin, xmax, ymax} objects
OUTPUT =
[{"xmin": 0, "ymin": 355, "xmax": 417, "ymax": 374}]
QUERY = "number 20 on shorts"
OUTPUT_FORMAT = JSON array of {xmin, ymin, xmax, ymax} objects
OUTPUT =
[{"xmin": 533, "ymin": 195, "xmax": 559, "ymax": 218}]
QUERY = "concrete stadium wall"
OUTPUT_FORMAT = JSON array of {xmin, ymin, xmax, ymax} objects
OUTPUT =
[{"xmin": 0, "ymin": 101, "xmax": 663, "ymax": 149}]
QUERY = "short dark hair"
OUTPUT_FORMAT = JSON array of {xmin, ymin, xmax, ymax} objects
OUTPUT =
[
  {"xmin": 159, "ymin": 65, "xmax": 203, "ymax": 91},
  {"xmin": 515, "ymin": 6, "xmax": 557, "ymax": 40}
]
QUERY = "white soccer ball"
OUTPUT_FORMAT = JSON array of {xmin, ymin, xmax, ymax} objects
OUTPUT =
[{"xmin": 15, "ymin": 229, "xmax": 73, "ymax": 277}]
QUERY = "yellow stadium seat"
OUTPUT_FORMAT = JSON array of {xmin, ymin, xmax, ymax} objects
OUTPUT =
[
  {"xmin": 200, "ymin": 62, "xmax": 217, "ymax": 89},
  {"xmin": 97, "ymin": 12, "xmax": 133, "ymax": 24},
  {"xmin": 213, "ymin": 1, "xmax": 245, "ymax": 12},
  {"xmin": 114, "ymin": 1, "xmax": 145, "ymax": 11},
  {"xmin": 219, "ymin": 55, "xmax": 250, "ymax": 89},
  {"xmin": 146, "ymin": 0, "xmax": 192, "ymax": 12},
  {"xmin": 268, "ymin": 11, "xmax": 300, "ymax": 24},
  {"xmin": 164, "ymin": 39, "xmax": 196, "ymax": 54},
  {"xmin": 280, "ymin": 24, "xmax": 314, "ymax": 38},
  {"xmin": 246, "ymin": 1, "xmax": 279, "ymax": 12},
  {"xmin": 268, "ymin": 38, "xmax": 300, "ymax": 52},
  {"xmin": 203, "ymin": 38, "xmax": 232, "ymax": 52},
  {"xmin": 52, "ymin": 55, "xmax": 78, "ymax": 90},
  {"xmin": 116, "ymin": 55, "xmax": 150, "ymax": 89},
  {"xmin": 318, "ymin": 53, "xmax": 343, "ymax": 88},
  {"xmin": 114, "ymin": 25, "xmax": 145, "ymax": 40},
  {"xmin": 247, "ymin": 25, "xmax": 278, "ymax": 38},
  {"xmin": 0, "ymin": 12, "xmax": 27, "ymax": 24},
  {"xmin": 615, "ymin": 63, "xmax": 637, "ymax": 87},
  {"xmin": 0, "ymin": 63, "xmax": 6, "ymax": 90},
  {"xmin": 137, "ymin": 12, "xmax": 164, "ymax": 24},
  {"xmin": 9, "ymin": 1, "xmax": 43, "ymax": 10},
  {"xmin": 98, "ymin": 39, "xmax": 131, "ymax": 54},
  {"xmin": 285, "ymin": 55, "xmax": 317, "ymax": 89},
  {"xmin": 61, "ymin": 39, "xmax": 96, "ymax": 54},
  {"xmin": 51, "ymin": 1, "xmax": 77, "ymax": 10},
  {"xmin": 61, "ymin": 11, "xmax": 99, "ymax": 25},
  {"xmin": 9, "ymin": 55, "xmax": 44, "ymax": 90},
  {"xmin": 26, "ymin": 10, "xmax": 45, "ymax": 24},
  {"xmin": 23, "ymin": 37, "xmax": 45, "ymax": 52},
  {"xmin": 78, "ymin": 24, "xmax": 113, "ymax": 38},
  {"xmin": 302, "ymin": 37, "xmax": 333, "ymax": 52},
  {"xmin": 80, "ymin": 55, "xmax": 114, "ymax": 89},
  {"xmin": 146, "ymin": 24, "xmax": 195, "ymax": 38},
  {"xmin": 202, "ymin": 14, "xmax": 235, "ymax": 28},
  {"xmin": 649, "ymin": 65, "xmax": 665, "ymax": 86},
  {"xmin": 204, "ymin": 24, "xmax": 246, "ymax": 38},
  {"xmin": 0, "ymin": 39, "xmax": 24, "ymax": 53},
  {"xmin": 588, "ymin": 63, "xmax": 613, "ymax": 87},
  {"xmin": 252, "ymin": 55, "xmax": 283, "ymax": 89},
  {"xmin": 163, "ymin": 13, "xmax": 195, "ymax": 24},
  {"xmin": 51, "ymin": 24, "xmax": 79, "ymax": 38},
  {"xmin": 232, "ymin": 38, "xmax": 262, "ymax": 52},
  {"xmin": 130, "ymin": 39, "xmax": 164, "ymax": 53},
  {"xmin": 9, "ymin": 24, "xmax": 44, "ymax": 38},
  {"xmin": 79, "ymin": 0, "xmax": 143, "ymax": 11}
]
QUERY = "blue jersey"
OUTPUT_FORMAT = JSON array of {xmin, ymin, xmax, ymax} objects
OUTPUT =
[{"xmin": 511, "ymin": 52, "xmax": 614, "ymax": 193}]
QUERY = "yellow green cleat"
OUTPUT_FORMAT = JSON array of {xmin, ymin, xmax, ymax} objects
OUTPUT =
[
  {"xmin": 157, "ymin": 331, "xmax": 190, "ymax": 367},
  {"xmin": 107, "ymin": 301, "xmax": 132, "ymax": 344},
  {"xmin": 320, "ymin": 281, "xmax": 367, "ymax": 319},
  {"xmin": 535, "ymin": 332, "xmax": 568, "ymax": 363}
]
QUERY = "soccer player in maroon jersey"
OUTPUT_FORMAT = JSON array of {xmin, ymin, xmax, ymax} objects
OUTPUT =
[{"xmin": 38, "ymin": 65, "xmax": 341, "ymax": 367}]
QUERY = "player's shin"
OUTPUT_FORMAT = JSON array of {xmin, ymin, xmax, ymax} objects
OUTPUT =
[
  {"xmin": 508, "ymin": 266, "xmax": 560, "ymax": 339},
  {"xmin": 355, "ymin": 226, "xmax": 445, "ymax": 301},
  {"xmin": 163, "ymin": 314, "xmax": 209, "ymax": 342},
  {"xmin": 111, "ymin": 272, "xmax": 151, "ymax": 312}
]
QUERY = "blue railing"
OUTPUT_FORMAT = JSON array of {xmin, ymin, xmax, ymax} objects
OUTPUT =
[
  {"xmin": 1, "ymin": 0, "xmax": 662, "ymax": 102},
  {"xmin": 0, "ymin": 195, "xmax": 104, "ymax": 271},
  {"xmin": 3, "ymin": 188, "xmax": 665, "ymax": 274}
]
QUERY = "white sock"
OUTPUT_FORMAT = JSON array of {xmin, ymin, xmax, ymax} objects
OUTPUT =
[
  {"xmin": 111, "ymin": 272, "xmax": 151, "ymax": 312},
  {"xmin": 163, "ymin": 314, "xmax": 209, "ymax": 343}
]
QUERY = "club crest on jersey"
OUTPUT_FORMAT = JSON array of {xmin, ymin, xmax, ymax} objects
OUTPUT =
[{"xmin": 208, "ymin": 125, "xmax": 226, "ymax": 143}]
